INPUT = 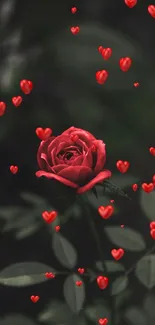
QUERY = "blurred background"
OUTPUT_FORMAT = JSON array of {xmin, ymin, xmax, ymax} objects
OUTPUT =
[{"xmin": 0, "ymin": 0, "xmax": 155, "ymax": 324}]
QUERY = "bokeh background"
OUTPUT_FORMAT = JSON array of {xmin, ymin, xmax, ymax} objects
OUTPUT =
[{"xmin": 0, "ymin": 0, "xmax": 155, "ymax": 324}]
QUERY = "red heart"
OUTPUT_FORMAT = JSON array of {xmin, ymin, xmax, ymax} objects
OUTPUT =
[
  {"xmin": 10, "ymin": 165, "xmax": 18, "ymax": 174},
  {"xmin": 98, "ymin": 318, "xmax": 108, "ymax": 325},
  {"xmin": 55, "ymin": 225, "xmax": 60, "ymax": 232},
  {"xmin": 98, "ymin": 46, "xmax": 104, "ymax": 53},
  {"xmin": 119, "ymin": 57, "xmax": 132, "ymax": 72},
  {"xmin": 12, "ymin": 96, "xmax": 22, "ymax": 107},
  {"xmin": 78, "ymin": 268, "xmax": 85, "ymax": 274},
  {"xmin": 42, "ymin": 211, "xmax": 57, "ymax": 223},
  {"xmin": 134, "ymin": 82, "xmax": 139, "ymax": 87},
  {"xmin": 71, "ymin": 7, "xmax": 77, "ymax": 14},
  {"xmin": 35, "ymin": 127, "xmax": 52, "ymax": 140},
  {"xmin": 111, "ymin": 248, "xmax": 124, "ymax": 260},
  {"xmin": 101, "ymin": 48, "xmax": 112, "ymax": 60},
  {"xmin": 76, "ymin": 280, "xmax": 83, "ymax": 286},
  {"xmin": 96, "ymin": 70, "xmax": 108, "ymax": 84},
  {"xmin": 0, "ymin": 101, "xmax": 6, "ymax": 116},
  {"xmin": 148, "ymin": 5, "xmax": 155, "ymax": 18},
  {"xmin": 116, "ymin": 160, "xmax": 130, "ymax": 173},
  {"xmin": 45, "ymin": 272, "xmax": 55, "ymax": 279},
  {"xmin": 149, "ymin": 147, "xmax": 155, "ymax": 156},
  {"xmin": 124, "ymin": 0, "xmax": 137, "ymax": 8},
  {"xmin": 98, "ymin": 205, "xmax": 114, "ymax": 219},
  {"xmin": 97, "ymin": 276, "xmax": 108, "ymax": 289},
  {"xmin": 150, "ymin": 229, "xmax": 155, "ymax": 239},
  {"xmin": 150, "ymin": 222, "xmax": 155, "ymax": 229},
  {"xmin": 20, "ymin": 79, "xmax": 33, "ymax": 94},
  {"xmin": 142, "ymin": 183, "xmax": 154, "ymax": 193},
  {"xmin": 132, "ymin": 183, "xmax": 138, "ymax": 192},
  {"xmin": 30, "ymin": 295, "xmax": 40, "ymax": 303},
  {"xmin": 70, "ymin": 26, "xmax": 80, "ymax": 34}
]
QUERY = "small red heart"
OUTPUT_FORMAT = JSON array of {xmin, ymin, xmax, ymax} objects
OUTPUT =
[
  {"xmin": 10, "ymin": 165, "xmax": 18, "ymax": 174},
  {"xmin": 71, "ymin": 7, "xmax": 77, "ymax": 14},
  {"xmin": 149, "ymin": 147, "xmax": 155, "ymax": 156},
  {"xmin": 30, "ymin": 295, "xmax": 40, "ymax": 303},
  {"xmin": 98, "ymin": 46, "xmax": 104, "ymax": 53},
  {"xmin": 119, "ymin": 57, "xmax": 132, "ymax": 72},
  {"xmin": 20, "ymin": 79, "xmax": 33, "ymax": 94},
  {"xmin": 35, "ymin": 127, "xmax": 52, "ymax": 140},
  {"xmin": 142, "ymin": 183, "xmax": 154, "ymax": 193},
  {"xmin": 150, "ymin": 229, "xmax": 155, "ymax": 239},
  {"xmin": 12, "ymin": 96, "xmax": 22, "ymax": 107},
  {"xmin": 98, "ymin": 205, "xmax": 114, "ymax": 219},
  {"xmin": 97, "ymin": 276, "xmax": 108, "ymax": 290},
  {"xmin": 148, "ymin": 5, "xmax": 155, "ymax": 18},
  {"xmin": 134, "ymin": 82, "xmax": 139, "ymax": 87},
  {"xmin": 76, "ymin": 280, "xmax": 83, "ymax": 286},
  {"xmin": 110, "ymin": 199, "xmax": 114, "ymax": 203},
  {"xmin": 132, "ymin": 183, "xmax": 138, "ymax": 192},
  {"xmin": 116, "ymin": 160, "xmax": 130, "ymax": 173},
  {"xmin": 98, "ymin": 318, "xmax": 108, "ymax": 325},
  {"xmin": 124, "ymin": 0, "xmax": 137, "ymax": 8},
  {"xmin": 78, "ymin": 268, "xmax": 85, "ymax": 274},
  {"xmin": 121, "ymin": 224, "xmax": 124, "ymax": 228},
  {"xmin": 0, "ymin": 101, "xmax": 6, "ymax": 116},
  {"xmin": 70, "ymin": 26, "xmax": 80, "ymax": 34},
  {"xmin": 42, "ymin": 211, "xmax": 57, "ymax": 224},
  {"xmin": 45, "ymin": 272, "xmax": 55, "ymax": 279},
  {"xmin": 55, "ymin": 225, "xmax": 60, "ymax": 232},
  {"xmin": 111, "ymin": 248, "xmax": 124, "ymax": 260},
  {"xmin": 101, "ymin": 48, "xmax": 112, "ymax": 60},
  {"xmin": 96, "ymin": 70, "xmax": 108, "ymax": 84}
]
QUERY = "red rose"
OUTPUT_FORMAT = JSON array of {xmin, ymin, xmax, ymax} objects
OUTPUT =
[{"xmin": 36, "ymin": 127, "xmax": 111, "ymax": 194}]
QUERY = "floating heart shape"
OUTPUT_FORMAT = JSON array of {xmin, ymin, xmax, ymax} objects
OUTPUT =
[
  {"xmin": 42, "ymin": 211, "xmax": 57, "ymax": 223},
  {"xmin": 111, "ymin": 248, "xmax": 124, "ymax": 260},
  {"xmin": 134, "ymin": 82, "xmax": 139, "ymax": 87},
  {"xmin": 148, "ymin": 5, "xmax": 155, "ymax": 18},
  {"xmin": 96, "ymin": 70, "xmax": 108, "ymax": 84},
  {"xmin": 10, "ymin": 165, "xmax": 18, "ymax": 174},
  {"xmin": 124, "ymin": 0, "xmax": 137, "ymax": 8},
  {"xmin": 70, "ymin": 26, "xmax": 80, "ymax": 34},
  {"xmin": 150, "ymin": 222, "xmax": 155, "ymax": 229},
  {"xmin": 71, "ymin": 7, "xmax": 77, "ymax": 14},
  {"xmin": 101, "ymin": 48, "xmax": 112, "ymax": 60},
  {"xmin": 142, "ymin": 183, "xmax": 154, "ymax": 193},
  {"xmin": 30, "ymin": 295, "xmax": 40, "ymax": 303},
  {"xmin": 78, "ymin": 268, "xmax": 85, "ymax": 274},
  {"xmin": 150, "ymin": 229, "xmax": 155, "ymax": 239},
  {"xmin": 45, "ymin": 272, "xmax": 55, "ymax": 279},
  {"xmin": 97, "ymin": 276, "xmax": 109, "ymax": 289},
  {"xmin": 0, "ymin": 101, "xmax": 6, "ymax": 116},
  {"xmin": 98, "ymin": 205, "xmax": 114, "ymax": 219},
  {"xmin": 132, "ymin": 183, "xmax": 138, "ymax": 192},
  {"xmin": 116, "ymin": 160, "xmax": 130, "ymax": 173},
  {"xmin": 149, "ymin": 147, "xmax": 155, "ymax": 156},
  {"xmin": 12, "ymin": 96, "xmax": 22, "ymax": 107},
  {"xmin": 119, "ymin": 57, "xmax": 132, "ymax": 72},
  {"xmin": 35, "ymin": 127, "xmax": 52, "ymax": 140},
  {"xmin": 98, "ymin": 46, "xmax": 104, "ymax": 53},
  {"xmin": 76, "ymin": 280, "xmax": 83, "ymax": 286},
  {"xmin": 20, "ymin": 79, "xmax": 33, "ymax": 94},
  {"xmin": 55, "ymin": 225, "xmax": 60, "ymax": 232},
  {"xmin": 98, "ymin": 318, "xmax": 108, "ymax": 325}
]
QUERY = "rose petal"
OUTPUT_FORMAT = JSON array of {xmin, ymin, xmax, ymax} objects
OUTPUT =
[
  {"xmin": 35, "ymin": 170, "xmax": 78, "ymax": 188},
  {"xmin": 93, "ymin": 140, "xmax": 106, "ymax": 173},
  {"xmin": 37, "ymin": 137, "xmax": 55, "ymax": 169},
  {"xmin": 82, "ymin": 148, "xmax": 93, "ymax": 168},
  {"xmin": 77, "ymin": 170, "xmax": 111, "ymax": 194},
  {"xmin": 58, "ymin": 165, "xmax": 92, "ymax": 184},
  {"xmin": 62, "ymin": 127, "xmax": 96, "ymax": 144},
  {"xmin": 47, "ymin": 135, "xmax": 73, "ymax": 154},
  {"xmin": 40, "ymin": 153, "xmax": 53, "ymax": 172},
  {"xmin": 52, "ymin": 164, "xmax": 67, "ymax": 173}
]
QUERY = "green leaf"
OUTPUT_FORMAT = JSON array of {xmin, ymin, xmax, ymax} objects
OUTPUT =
[
  {"xmin": 143, "ymin": 293, "xmax": 155, "ymax": 324},
  {"xmin": 15, "ymin": 223, "xmax": 40, "ymax": 240},
  {"xmin": 52, "ymin": 233, "xmax": 77, "ymax": 269},
  {"xmin": 20, "ymin": 192, "xmax": 47, "ymax": 206},
  {"xmin": 0, "ymin": 262, "xmax": 56, "ymax": 286},
  {"xmin": 63, "ymin": 274, "xmax": 85, "ymax": 314},
  {"xmin": 104, "ymin": 226, "xmax": 146, "ymax": 251},
  {"xmin": 135, "ymin": 255, "xmax": 155, "ymax": 289},
  {"xmin": 0, "ymin": 315, "xmax": 38, "ymax": 325},
  {"xmin": 124, "ymin": 307, "xmax": 148, "ymax": 325},
  {"xmin": 102, "ymin": 179, "xmax": 131, "ymax": 200},
  {"xmin": 84, "ymin": 300, "xmax": 111, "ymax": 323},
  {"xmin": 110, "ymin": 174, "xmax": 139, "ymax": 189},
  {"xmin": 111, "ymin": 275, "xmax": 128, "ymax": 295},
  {"xmin": 96, "ymin": 260, "xmax": 125, "ymax": 272},
  {"xmin": 140, "ymin": 190, "xmax": 155, "ymax": 220}
]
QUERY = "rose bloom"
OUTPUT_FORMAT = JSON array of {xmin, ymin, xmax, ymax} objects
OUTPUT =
[{"xmin": 36, "ymin": 127, "xmax": 111, "ymax": 194}]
